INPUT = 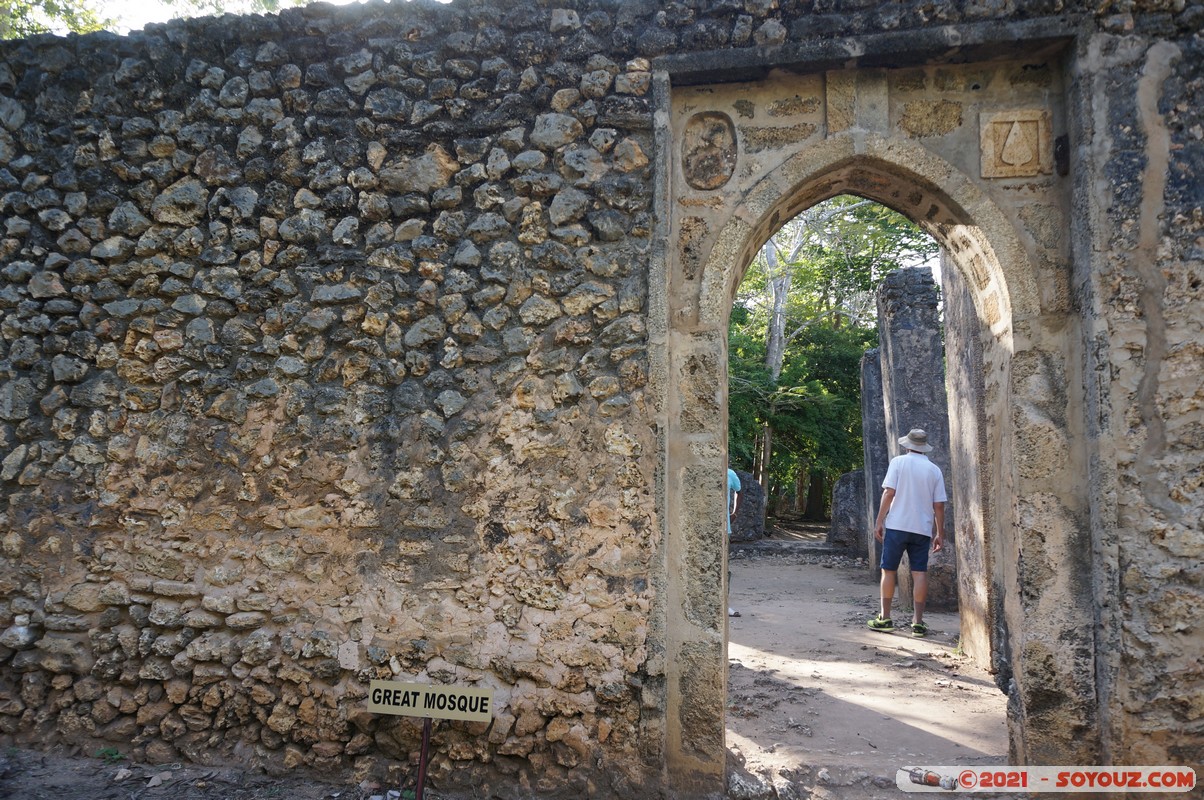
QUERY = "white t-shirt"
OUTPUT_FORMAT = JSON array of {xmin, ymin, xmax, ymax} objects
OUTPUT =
[{"xmin": 882, "ymin": 452, "xmax": 947, "ymax": 537}]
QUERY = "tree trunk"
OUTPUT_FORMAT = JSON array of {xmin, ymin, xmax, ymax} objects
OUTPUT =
[
  {"xmin": 766, "ymin": 279, "xmax": 789, "ymax": 382},
  {"xmin": 804, "ymin": 473, "xmax": 827, "ymax": 521},
  {"xmin": 752, "ymin": 430, "xmax": 764, "ymax": 487},
  {"xmin": 796, "ymin": 466, "xmax": 809, "ymax": 517},
  {"xmin": 761, "ymin": 240, "xmax": 791, "ymax": 385},
  {"xmin": 758, "ymin": 422, "xmax": 772, "ymax": 519},
  {"xmin": 759, "ymin": 240, "xmax": 790, "ymax": 527}
]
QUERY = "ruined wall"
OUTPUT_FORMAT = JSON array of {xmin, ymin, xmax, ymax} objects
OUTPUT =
[
  {"xmin": 0, "ymin": 4, "xmax": 662, "ymax": 796},
  {"xmin": 0, "ymin": 0, "xmax": 1201, "ymax": 795}
]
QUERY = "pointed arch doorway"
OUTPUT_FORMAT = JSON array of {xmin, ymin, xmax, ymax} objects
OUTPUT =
[{"xmin": 654, "ymin": 58, "xmax": 1097, "ymax": 798}]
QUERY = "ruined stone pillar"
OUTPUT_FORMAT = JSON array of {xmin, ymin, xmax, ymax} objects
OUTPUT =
[
  {"xmin": 827, "ymin": 470, "xmax": 865, "ymax": 554},
  {"xmin": 860, "ymin": 348, "xmax": 889, "ymax": 573},
  {"xmin": 730, "ymin": 469, "xmax": 765, "ymax": 543},
  {"xmin": 876, "ymin": 268, "xmax": 957, "ymax": 611}
]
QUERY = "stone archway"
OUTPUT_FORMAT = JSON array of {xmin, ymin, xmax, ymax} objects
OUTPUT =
[{"xmin": 656, "ymin": 62, "xmax": 1096, "ymax": 797}]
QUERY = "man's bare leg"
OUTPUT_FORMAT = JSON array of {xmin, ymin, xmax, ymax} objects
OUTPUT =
[
  {"xmin": 879, "ymin": 569, "xmax": 897, "ymax": 620},
  {"xmin": 912, "ymin": 570, "xmax": 928, "ymax": 624}
]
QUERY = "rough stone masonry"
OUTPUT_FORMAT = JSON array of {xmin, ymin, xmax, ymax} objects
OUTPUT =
[{"xmin": 0, "ymin": 0, "xmax": 1201, "ymax": 798}]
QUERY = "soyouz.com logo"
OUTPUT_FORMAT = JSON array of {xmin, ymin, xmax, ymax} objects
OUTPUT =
[{"xmin": 897, "ymin": 766, "xmax": 1197, "ymax": 792}]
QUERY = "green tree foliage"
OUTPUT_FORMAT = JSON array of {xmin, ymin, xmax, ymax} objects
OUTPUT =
[
  {"xmin": 728, "ymin": 313, "xmax": 877, "ymax": 514},
  {"xmin": 1, "ymin": 0, "xmax": 303, "ymax": 39},
  {"xmin": 729, "ymin": 195, "xmax": 937, "ymax": 518},
  {"xmin": 727, "ymin": 306, "xmax": 772, "ymax": 471},
  {"xmin": 0, "ymin": 0, "xmax": 108, "ymax": 38},
  {"xmin": 162, "ymin": 0, "xmax": 300, "ymax": 18}
]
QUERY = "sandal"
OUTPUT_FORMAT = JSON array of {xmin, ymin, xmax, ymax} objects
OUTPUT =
[
  {"xmin": 867, "ymin": 615, "xmax": 893, "ymax": 632},
  {"xmin": 911, "ymin": 622, "xmax": 929, "ymax": 637}
]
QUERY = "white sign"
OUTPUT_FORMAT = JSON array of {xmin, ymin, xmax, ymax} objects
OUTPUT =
[{"xmin": 368, "ymin": 680, "xmax": 494, "ymax": 723}]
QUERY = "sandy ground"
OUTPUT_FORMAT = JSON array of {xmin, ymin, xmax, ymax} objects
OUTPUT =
[
  {"xmin": 0, "ymin": 533, "xmax": 1014, "ymax": 800},
  {"xmin": 724, "ymin": 536, "xmax": 1013, "ymax": 798}
]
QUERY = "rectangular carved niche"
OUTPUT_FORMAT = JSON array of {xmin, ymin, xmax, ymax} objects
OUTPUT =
[{"xmin": 980, "ymin": 109, "xmax": 1052, "ymax": 178}]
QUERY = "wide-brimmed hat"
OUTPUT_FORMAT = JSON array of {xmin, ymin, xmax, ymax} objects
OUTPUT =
[{"xmin": 898, "ymin": 428, "xmax": 934, "ymax": 453}]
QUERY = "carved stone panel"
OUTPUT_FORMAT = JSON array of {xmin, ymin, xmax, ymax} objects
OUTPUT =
[
  {"xmin": 682, "ymin": 111, "xmax": 737, "ymax": 190},
  {"xmin": 980, "ymin": 109, "xmax": 1052, "ymax": 178}
]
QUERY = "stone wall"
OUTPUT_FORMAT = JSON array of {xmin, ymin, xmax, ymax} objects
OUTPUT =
[
  {"xmin": 1065, "ymin": 10, "xmax": 1203, "ymax": 764},
  {"xmin": 0, "ymin": 4, "xmax": 663, "ymax": 796},
  {"xmin": 0, "ymin": 0, "xmax": 1201, "ymax": 795}
]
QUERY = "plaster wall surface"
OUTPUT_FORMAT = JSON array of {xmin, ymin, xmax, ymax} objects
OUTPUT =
[{"xmin": 0, "ymin": 0, "xmax": 1200, "ymax": 796}]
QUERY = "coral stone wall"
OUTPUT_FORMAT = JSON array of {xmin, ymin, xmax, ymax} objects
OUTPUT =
[
  {"xmin": 0, "ymin": 3, "xmax": 662, "ymax": 795},
  {"xmin": 1068, "ymin": 12, "xmax": 1204, "ymax": 764},
  {"xmin": 0, "ymin": 0, "xmax": 1201, "ymax": 795}
]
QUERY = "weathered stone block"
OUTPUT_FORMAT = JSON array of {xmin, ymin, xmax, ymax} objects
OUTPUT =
[
  {"xmin": 828, "ymin": 471, "xmax": 865, "ymax": 553},
  {"xmin": 729, "ymin": 469, "xmax": 764, "ymax": 543}
]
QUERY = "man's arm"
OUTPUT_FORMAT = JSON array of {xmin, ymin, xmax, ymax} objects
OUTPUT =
[
  {"xmin": 874, "ymin": 487, "xmax": 895, "ymax": 542},
  {"xmin": 931, "ymin": 501, "xmax": 945, "ymax": 552}
]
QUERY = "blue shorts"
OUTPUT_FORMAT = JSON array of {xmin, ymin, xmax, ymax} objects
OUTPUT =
[{"xmin": 880, "ymin": 529, "xmax": 933, "ymax": 572}]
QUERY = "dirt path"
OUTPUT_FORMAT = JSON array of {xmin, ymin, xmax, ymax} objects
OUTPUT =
[{"xmin": 725, "ymin": 539, "xmax": 1012, "ymax": 798}]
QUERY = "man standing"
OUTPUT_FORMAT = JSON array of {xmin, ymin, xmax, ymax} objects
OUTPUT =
[
  {"xmin": 727, "ymin": 466, "xmax": 741, "ymax": 618},
  {"xmin": 868, "ymin": 429, "xmax": 946, "ymax": 637}
]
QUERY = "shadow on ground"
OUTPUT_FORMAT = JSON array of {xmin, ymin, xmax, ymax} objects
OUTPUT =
[{"xmin": 724, "ymin": 521, "xmax": 1014, "ymax": 799}]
